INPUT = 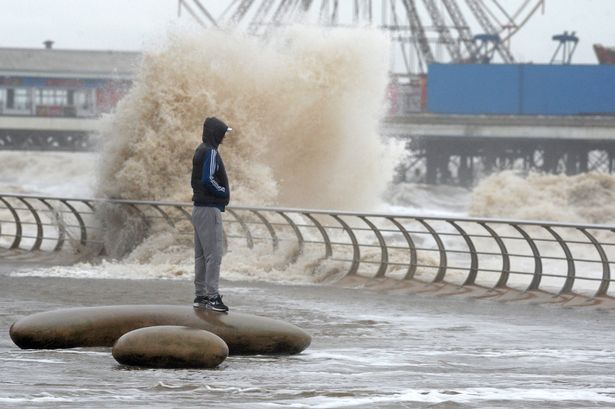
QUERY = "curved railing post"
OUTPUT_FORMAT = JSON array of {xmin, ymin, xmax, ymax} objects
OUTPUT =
[
  {"xmin": 303, "ymin": 212, "xmax": 332, "ymax": 258},
  {"xmin": 59, "ymin": 199, "xmax": 87, "ymax": 246},
  {"xmin": 17, "ymin": 197, "xmax": 43, "ymax": 251},
  {"xmin": 417, "ymin": 218, "xmax": 447, "ymax": 283},
  {"xmin": 276, "ymin": 211, "xmax": 304, "ymax": 263},
  {"xmin": 579, "ymin": 228, "xmax": 610, "ymax": 297},
  {"xmin": 249, "ymin": 209, "xmax": 278, "ymax": 251},
  {"xmin": 0, "ymin": 197, "xmax": 22, "ymax": 249},
  {"xmin": 226, "ymin": 209, "xmax": 254, "ymax": 249},
  {"xmin": 331, "ymin": 214, "xmax": 361, "ymax": 276},
  {"xmin": 543, "ymin": 226, "xmax": 576, "ymax": 294},
  {"xmin": 174, "ymin": 205, "xmax": 192, "ymax": 221},
  {"xmin": 511, "ymin": 224, "xmax": 542, "ymax": 292},
  {"xmin": 479, "ymin": 222, "xmax": 510, "ymax": 289},
  {"xmin": 125, "ymin": 204, "xmax": 153, "ymax": 230},
  {"xmin": 448, "ymin": 220, "xmax": 478, "ymax": 286},
  {"xmin": 151, "ymin": 204, "xmax": 175, "ymax": 227},
  {"xmin": 387, "ymin": 216, "xmax": 418, "ymax": 280},
  {"xmin": 360, "ymin": 216, "xmax": 388, "ymax": 278},
  {"xmin": 39, "ymin": 198, "xmax": 66, "ymax": 251}
]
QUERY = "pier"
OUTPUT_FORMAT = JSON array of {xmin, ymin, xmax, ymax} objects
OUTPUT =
[{"xmin": 384, "ymin": 114, "xmax": 615, "ymax": 185}]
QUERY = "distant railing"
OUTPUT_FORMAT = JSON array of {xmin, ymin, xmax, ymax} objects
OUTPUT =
[
  {"xmin": 0, "ymin": 131, "xmax": 94, "ymax": 151},
  {"xmin": 1, "ymin": 192, "xmax": 615, "ymax": 300}
]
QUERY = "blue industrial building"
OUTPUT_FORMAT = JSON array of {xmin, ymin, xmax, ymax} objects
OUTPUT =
[{"xmin": 427, "ymin": 63, "xmax": 615, "ymax": 116}]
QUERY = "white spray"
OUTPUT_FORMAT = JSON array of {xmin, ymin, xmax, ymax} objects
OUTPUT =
[{"xmin": 98, "ymin": 26, "xmax": 393, "ymax": 210}]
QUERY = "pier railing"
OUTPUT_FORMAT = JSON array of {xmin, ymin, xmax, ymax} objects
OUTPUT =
[{"xmin": 1, "ymin": 192, "xmax": 614, "ymax": 300}]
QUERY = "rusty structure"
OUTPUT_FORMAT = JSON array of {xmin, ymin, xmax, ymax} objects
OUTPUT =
[{"xmin": 178, "ymin": 0, "xmax": 544, "ymax": 78}]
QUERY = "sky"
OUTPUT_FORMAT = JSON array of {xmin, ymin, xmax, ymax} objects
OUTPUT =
[{"xmin": 0, "ymin": 0, "xmax": 613, "ymax": 64}]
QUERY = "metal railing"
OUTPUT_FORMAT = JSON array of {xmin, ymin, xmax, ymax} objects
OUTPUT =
[{"xmin": 2, "ymin": 192, "xmax": 615, "ymax": 300}]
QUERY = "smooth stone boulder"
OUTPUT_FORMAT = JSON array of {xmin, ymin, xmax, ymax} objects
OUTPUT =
[
  {"xmin": 112, "ymin": 326, "xmax": 228, "ymax": 368},
  {"xmin": 10, "ymin": 305, "xmax": 310, "ymax": 355}
]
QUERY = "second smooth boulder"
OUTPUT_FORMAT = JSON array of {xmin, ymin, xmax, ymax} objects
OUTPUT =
[{"xmin": 112, "ymin": 326, "xmax": 228, "ymax": 368}]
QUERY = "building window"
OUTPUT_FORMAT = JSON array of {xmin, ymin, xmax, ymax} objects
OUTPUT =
[
  {"xmin": 7, "ymin": 89, "xmax": 14, "ymax": 108},
  {"xmin": 13, "ymin": 88, "xmax": 31, "ymax": 110},
  {"xmin": 74, "ymin": 89, "xmax": 93, "ymax": 110},
  {"xmin": 36, "ymin": 89, "xmax": 67, "ymax": 106}
]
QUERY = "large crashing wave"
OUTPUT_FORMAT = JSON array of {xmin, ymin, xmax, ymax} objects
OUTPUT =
[
  {"xmin": 98, "ymin": 26, "xmax": 392, "ymax": 210},
  {"xmin": 89, "ymin": 25, "xmax": 395, "ymax": 279}
]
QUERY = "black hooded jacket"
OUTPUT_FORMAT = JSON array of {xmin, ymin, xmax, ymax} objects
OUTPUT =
[{"xmin": 191, "ymin": 117, "xmax": 230, "ymax": 210}]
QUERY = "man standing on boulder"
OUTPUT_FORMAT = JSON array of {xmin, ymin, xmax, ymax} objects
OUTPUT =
[{"xmin": 191, "ymin": 117, "xmax": 232, "ymax": 312}]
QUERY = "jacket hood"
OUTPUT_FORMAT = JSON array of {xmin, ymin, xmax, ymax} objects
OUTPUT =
[{"xmin": 202, "ymin": 117, "xmax": 230, "ymax": 148}]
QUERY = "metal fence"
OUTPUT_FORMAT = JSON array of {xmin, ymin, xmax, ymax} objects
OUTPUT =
[
  {"xmin": 0, "ymin": 131, "xmax": 95, "ymax": 151},
  {"xmin": 1, "ymin": 192, "xmax": 615, "ymax": 300}
]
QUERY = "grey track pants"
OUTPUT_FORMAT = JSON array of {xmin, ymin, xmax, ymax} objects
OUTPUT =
[{"xmin": 192, "ymin": 206, "xmax": 224, "ymax": 297}]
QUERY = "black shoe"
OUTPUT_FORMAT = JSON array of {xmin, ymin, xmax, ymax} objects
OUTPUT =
[
  {"xmin": 193, "ymin": 295, "xmax": 208, "ymax": 309},
  {"xmin": 206, "ymin": 294, "xmax": 229, "ymax": 312}
]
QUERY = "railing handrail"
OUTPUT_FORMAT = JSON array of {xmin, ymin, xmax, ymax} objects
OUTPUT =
[
  {"xmin": 1, "ymin": 192, "xmax": 614, "ymax": 231},
  {"xmin": 2, "ymin": 192, "xmax": 615, "ymax": 303}
]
